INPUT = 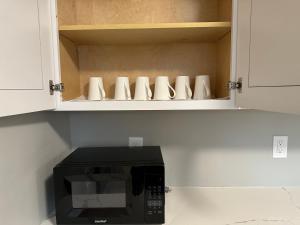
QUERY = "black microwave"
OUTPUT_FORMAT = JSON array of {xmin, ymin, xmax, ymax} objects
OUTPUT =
[{"xmin": 53, "ymin": 147, "xmax": 165, "ymax": 225}]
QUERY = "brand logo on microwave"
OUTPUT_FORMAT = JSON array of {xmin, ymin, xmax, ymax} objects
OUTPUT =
[{"xmin": 94, "ymin": 219, "xmax": 107, "ymax": 224}]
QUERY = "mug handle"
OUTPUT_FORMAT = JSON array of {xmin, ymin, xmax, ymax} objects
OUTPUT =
[
  {"xmin": 98, "ymin": 83, "xmax": 106, "ymax": 100},
  {"xmin": 168, "ymin": 84, "xmax": 176, "ymax": 99},
  {"xmin": 185, "ymin": 84, "xmax": 193, "ymax": 99},
  {"xmin": 203, "ymin": 80, "xmax": 211, "ymax": 98},
  {"xmin": 145, "ymin": 84, "xmax": 152, "ymax": 100},
  {"xmin": 124, "ymin": 83, "xmax": 131, "ymax": 100}
]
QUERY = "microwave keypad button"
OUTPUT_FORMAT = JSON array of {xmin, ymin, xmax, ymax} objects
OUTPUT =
[
  {"xmin": 157, "ymin": 200, "xmax": 162, "ymax": 207},
  {"xmin": 145, "ymin": 175, "xmax": 164, "ymax": 221},
  {"xmin": 147, "ymin": 200, "xmax": 163, "ymax": 209}
]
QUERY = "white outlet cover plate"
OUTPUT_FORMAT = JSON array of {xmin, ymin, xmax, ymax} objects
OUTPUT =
[
  {"xmin": 129, "ymin": 137, "xmax": 144, "ymax": 147},
  {"xmin": 273, "ymin": 136, "xmax": 288, "ymax": 158}
]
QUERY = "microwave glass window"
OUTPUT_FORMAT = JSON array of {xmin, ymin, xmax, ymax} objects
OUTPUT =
[{"xmin": 70, "ymin": 175, "xmax": 126, "ymax": 209}]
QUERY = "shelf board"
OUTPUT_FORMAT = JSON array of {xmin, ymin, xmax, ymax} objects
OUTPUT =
[
  {"xmin": 59, "ymin": 22, "xmax": 231, "ymax": 45},
  {"xmin": 55, "ymin": 99, "xmax": 237, "ymax": 111}
]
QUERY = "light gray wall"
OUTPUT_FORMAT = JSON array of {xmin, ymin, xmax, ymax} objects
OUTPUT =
[
  {"xmin": 0, "ymin": 112, "xmax": 71, "ymax": 225},
  {"xmin": 70, "ymin": 110, "xmax": 300, "ymax": 187},
  {"xmin": 1, "ymin": 110, "xmax": 299, "ymax": 225}
]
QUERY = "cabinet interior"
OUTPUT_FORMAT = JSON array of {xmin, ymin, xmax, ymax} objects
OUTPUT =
[{"xmin": 57, "ymin": 0, "xmax": 232, "ymax": 101}]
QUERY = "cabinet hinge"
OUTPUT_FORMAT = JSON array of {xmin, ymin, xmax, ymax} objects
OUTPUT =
[
  {"xmin": 228, "ymin": 78, "xmax": 242, "ymax": 91},
  {"xmin": 49, "ymin": 80, "xmax": 64, "ymax": 95}
]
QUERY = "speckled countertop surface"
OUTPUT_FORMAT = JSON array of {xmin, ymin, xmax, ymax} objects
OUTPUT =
[{"xmin": 42, "ymin": 187, "xmax": 300, "ymax": 225}]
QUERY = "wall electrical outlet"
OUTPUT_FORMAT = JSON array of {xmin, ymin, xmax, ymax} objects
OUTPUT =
[
  {"xmin": 129, "ymin": 137, "xmax": 143, "ymax": 147},
  {"xmin": 273, "ymin": 136, "xmax": 288, "ymax": 158}
]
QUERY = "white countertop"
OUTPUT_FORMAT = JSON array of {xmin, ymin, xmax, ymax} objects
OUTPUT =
[{"xmin": 42, "ymin": 187, "xmax": 300, "ymax": 225}]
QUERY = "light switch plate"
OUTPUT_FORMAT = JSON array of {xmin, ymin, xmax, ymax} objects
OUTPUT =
[
  {"xmin": 129, "ymin": 137, "xmax": 143, "ymax": 147},
  {"xmin": 273, "ymin": 136, "xmax": 288, "ymax": 158}
]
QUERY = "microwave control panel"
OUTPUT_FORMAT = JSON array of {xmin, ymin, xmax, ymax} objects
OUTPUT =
[{"xmin": 145, "ymin": 174, "xmax": 165, "ymax": 223}]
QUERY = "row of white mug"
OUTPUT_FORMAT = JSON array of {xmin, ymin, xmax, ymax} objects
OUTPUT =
[{"xmin": 88, "ymin": 75, "xmax": 211, "ymax": 101}]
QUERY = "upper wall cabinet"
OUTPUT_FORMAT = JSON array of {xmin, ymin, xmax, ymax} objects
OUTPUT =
[
  {"xmin": 52, "ymin": 0, "xmax": 236, "ymax": 111},
  {"xmin": 0, "ymin": 0, "xmax": 55, "ymax": 117},
  {"xmin": 1, "ymin": 0, "xmax": 299, "ymax": 115},
  {"xmin": 236, "ymin": 0, "xmax": 300, "ymax": 114},
  {"xmin": 53, "ymin": 0, "xmax": 300, "ymax": 113}
]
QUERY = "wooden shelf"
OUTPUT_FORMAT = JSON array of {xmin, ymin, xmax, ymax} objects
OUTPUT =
[{"xmin": 59, "ymin": 22, "xmax": 231, "ymax": 45}]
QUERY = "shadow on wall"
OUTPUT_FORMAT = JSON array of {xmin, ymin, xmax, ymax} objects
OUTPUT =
[
  {"xmin": 0, "ymin": 111, "xmax": 72, "ymax": 146},
  {"xmin": 38, "ymin": 163, "xmax": 59, "ymax": 219},
  {"xmin": 0, "ymin": 112, "xmax": 72, "ymax": 224},
  {"xmin": 0, "ymin": 112, "xmax": 48, "ymax": 128},
  {"xmin": 69, "ymin": 110, "xmax": 300, "ymax": 187},
  {"xmin": 45, "ymin": 175, "xmax": 55, "ymax": 217},
  {"xmin": 69, "ymin": 110, "xmax": 300, "ymax": 148},
  {"xmin": 39, "ymin": 112, "xmax": 73, "ymax": 219}
]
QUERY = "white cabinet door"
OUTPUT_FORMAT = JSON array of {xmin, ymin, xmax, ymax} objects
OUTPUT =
[
  {"xmin": 236, "ymin": 0, "xmax": 300, "ymax": 114},
  {"xmin": 0, "ymin": 0, "xmax": 55, "ymax": 117}
]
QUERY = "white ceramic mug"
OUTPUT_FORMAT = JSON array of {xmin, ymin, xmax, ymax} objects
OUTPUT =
[
  {"xmin": 88, "ymin": 77, "xmax": 106, "ymax": 101},
  {"xmin": 114, "ymin": 77, "xmax": 131, "ymax": 100},
  {"xmin": 175, "ymin": 76, "xmax": 192, "ymax": 100},
  {"xmin": 154, "ymin": 76, "xmax": 176, "ymax": 100},
  {"xmin": 134, "ymin": 76, "xmax": 152, "ymax": 100},
  {"xmin": 193, "ymin": 75, "xmax": 211, "ymax": 100}
]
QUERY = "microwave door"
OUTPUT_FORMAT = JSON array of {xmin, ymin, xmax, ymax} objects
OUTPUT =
[
  {"xmin": 71, "ymin": 175, "xmax": 126, "ymax": 209},
  {"xmin": 64, "ymin": 172, "xmax": 134, "ymax": 222},
  {"xmin": 55, "ymin": 166, "xmax": 148, "ymax": 224}
]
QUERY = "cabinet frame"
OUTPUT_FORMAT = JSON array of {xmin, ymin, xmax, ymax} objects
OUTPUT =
[{"xmin": 51, "ymin": 0, "xmax": 238, "ymax": 111}]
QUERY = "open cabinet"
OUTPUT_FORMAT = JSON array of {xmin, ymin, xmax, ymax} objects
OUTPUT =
[
  {"xmin": 1, "ymin": 0, "xmax": 300, "ymax": 116},
  {"xmin": 53, "ymin": 0, "xmax": 237, "ymax": 110}
]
